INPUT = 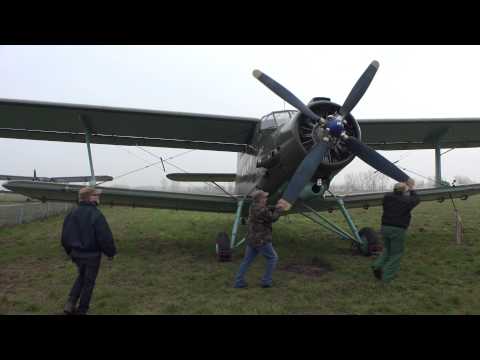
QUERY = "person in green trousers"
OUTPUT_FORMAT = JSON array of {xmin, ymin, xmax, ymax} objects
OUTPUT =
[{"xmin": 372, "ymin": 179, "xmax": 420, "ymax": 283}]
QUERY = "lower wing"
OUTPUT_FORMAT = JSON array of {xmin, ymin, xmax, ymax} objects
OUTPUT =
[
  {"xmin": 4, "ymin": 181, "xmax": 480, "ymax": 215},
  {"xmin": 2, "ymin": 181, "xmax": 239, "ymax": 213},
  {"xmin": 294, "ymin": 184, "xmax": 480, "ymax": 213}
]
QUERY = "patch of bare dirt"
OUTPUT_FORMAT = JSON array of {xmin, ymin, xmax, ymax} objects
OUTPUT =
[{"xmin": 281, "ymin": 256, "xmax": 333, "ymax": 277}]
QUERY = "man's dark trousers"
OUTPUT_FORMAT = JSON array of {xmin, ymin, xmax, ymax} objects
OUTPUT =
[
  {"xmin": 372, "ymin": 225, "xmax": 406, "ymax": 283},
  {"xmin": 69, "ymin": 256, "xmax": 101, "ymax": 314}
]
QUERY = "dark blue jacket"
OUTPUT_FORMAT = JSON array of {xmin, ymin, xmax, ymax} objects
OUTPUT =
[
  {"xmin": 61, "ymin": 202, "xmax": 117, "ymax": 258},
  {"xmin": 381, "ymin": 190, "xmax": 420, "ymax": 229}
]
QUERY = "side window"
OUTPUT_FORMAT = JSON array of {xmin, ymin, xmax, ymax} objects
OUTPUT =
[
  {"xmin": 273, "ymin": 112, "xmax": 289, "ymax": 126},
  {"xmin": 260, "ymin": 114, "xmax": 277, "ymax": 131}
]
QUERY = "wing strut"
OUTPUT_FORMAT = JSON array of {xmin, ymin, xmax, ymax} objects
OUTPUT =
[
  {"xmin": 435, "ymin": 143, "xmax": 442, "ymax": 187},
  {"xmin": 81, "ymin": 116, "xmax": 96, "ymax": 187}
]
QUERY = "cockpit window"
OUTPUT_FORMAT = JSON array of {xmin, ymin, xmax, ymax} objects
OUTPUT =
[
  {"xmin": 260, "ymin": 113, "xmax": 277, "ymax": 131},
  {"xmin": 273, "ymin": 112, "xmax": 290, "ymax": 126},
  {"xmin": 260, "ymin": 111, "xmax": 297, "ymax": 131}
]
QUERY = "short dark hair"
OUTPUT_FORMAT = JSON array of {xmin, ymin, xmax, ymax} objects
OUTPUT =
[
  {"xmin": 78, "ymin": 187, "xmax": 101, "ymax": 202},
  {"xmin": 251, "ymin": 190, "xmax": 268, "ymax": 203}
]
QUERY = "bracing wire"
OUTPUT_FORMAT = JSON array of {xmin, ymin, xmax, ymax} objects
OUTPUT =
[
  {"xmin": 163, "ymin": 158, "xmax": 237, "ymax": 200},
  {"xmin": 136, "ymin": 146, "xmax": 237, "ymax": 199},
  {"xmin": 373, "ymin": 148, "xmax": 456, "ymax": 175},
  {"xmin": 399, "ymin": 166, "xmax": 459, "ymax": 211},
  {"xmin": 441, "ymin": 148, "xmax": 456, "ymax": 156},
  {"xmin": 92, "ymin": 115, "xmax": 258, "ymax": 188},
  {"xmin": 96, "ymin": 145, "xmax": 237, "ymax": 199},
  {"xmin": 165, "ymin": 149, "xmax": 196, "ymax": 161},
  {"xmin": 96, "ymin": 158, "xmax": 165, "ymax": 186},
  {"xmin": 372, "ymin": 151, "xmax": 411, "ymax": 174},
  {"xmin": 96, "ymin": 147, "xmax": 196, "ymax": 186}
]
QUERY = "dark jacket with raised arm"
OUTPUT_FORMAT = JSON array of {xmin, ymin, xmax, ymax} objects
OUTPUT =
[{"xmin": 381, "ymin": 190, "xmax": 420, "ymax": 229}]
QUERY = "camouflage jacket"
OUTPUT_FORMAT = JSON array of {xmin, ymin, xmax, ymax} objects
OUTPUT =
[{"xmin": 246, "ymin": 203, "xmax": 282, "ymax": 247}]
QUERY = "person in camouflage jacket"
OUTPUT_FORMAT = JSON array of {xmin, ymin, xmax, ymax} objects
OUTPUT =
[{"xmin": 233, "ymin": 190, "xmax": 285, "ymax": 288}]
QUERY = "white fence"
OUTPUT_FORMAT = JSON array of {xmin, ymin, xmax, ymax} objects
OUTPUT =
[{"xmin": 0, "ymin": 202, "xmax": 75, "ymax": 227}]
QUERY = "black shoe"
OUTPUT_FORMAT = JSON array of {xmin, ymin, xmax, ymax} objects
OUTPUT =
[
  {"xmin": 234, "ymin": 283, "xmax": 248, "ymax": 289},
  {"xmin": 261, "ymin": 284, "xmax": 272, "ymax": 288},
  {"xmin": 373, "ymin": 268, "xmax": 382, "ymax": 280},
  {"xmin": 63, "ymin": 300, "xmax": 76, "ymax": 315}
]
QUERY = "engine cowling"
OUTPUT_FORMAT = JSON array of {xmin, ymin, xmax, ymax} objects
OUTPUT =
[
  {"xmin": 296, "ymin": 97, "xmax": 361, "ymax": 180},
  {"xmin": 256, "ymin": 98, "xmax": 361, "ymax": 194}
]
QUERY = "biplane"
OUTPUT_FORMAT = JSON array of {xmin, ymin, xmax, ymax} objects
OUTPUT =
[{"xmin": 2, "ymin": 60, "xmax": 480, "ymax": 256}]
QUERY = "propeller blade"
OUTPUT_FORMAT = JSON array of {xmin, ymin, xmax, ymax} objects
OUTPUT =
[
  {"xmin": 343, "ymin": 137, "xmax": 409, "ymax": 183},
  {"xmin": 339, "ymin": 60, "xmax": 379, "ymax": 118},
  {"xmin": 281, "ymin": 141, "xmax": 330, "ymax": 207},
  {"xmin": 253, "ymin": 69, "xmax": 321, "ymax": 122}
]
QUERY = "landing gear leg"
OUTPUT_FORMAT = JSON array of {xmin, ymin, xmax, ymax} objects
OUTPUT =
[
  {"xmin": 216, "ymin": 198, "xmax": 246, "ymax": 262},
  {"xmin": 299, "ymin": 191, "xmax": 377, "ymax": 256},
  {"xmin": 334, "ymin": 196, "xmax": 368, "ymax": 255}
]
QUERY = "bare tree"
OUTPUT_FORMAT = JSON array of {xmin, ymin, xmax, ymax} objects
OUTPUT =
[
  {"xmin": 343, "ymin": 173, "xmax": 360, "ymax": 192},
  {"xmin": 340, "ymin": 171, "xmax": 393, "ymax": 193}
]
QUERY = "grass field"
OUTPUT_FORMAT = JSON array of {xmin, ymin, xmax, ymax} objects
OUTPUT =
[
  {"xmin": 1, "ymin": 194, "xmax": 480, "ymax": 315},
  {"xmin": 0, "ymin": 192, "xmax": 32, "ymax": 204}
]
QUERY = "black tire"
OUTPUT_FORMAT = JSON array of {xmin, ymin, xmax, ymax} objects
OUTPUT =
[
  {"xmin": 215, "ymin": 232, "xmax": 232, "ymax": 262},
  {"xmin": 356, "ymin": 227, "xmax": 381, "ymax": 256}
]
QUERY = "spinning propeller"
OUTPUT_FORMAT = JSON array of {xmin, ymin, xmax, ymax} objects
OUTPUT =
[{"xmin": 253, "ymin": 61, "xmax": 410, "ymax": 210}]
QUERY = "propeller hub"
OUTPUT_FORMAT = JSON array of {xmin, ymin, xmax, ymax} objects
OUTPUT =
[{"xmin": 325, "ymin": 114, "xmax": 344, "ymax": 138}]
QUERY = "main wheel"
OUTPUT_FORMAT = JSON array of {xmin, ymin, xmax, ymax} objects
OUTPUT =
[
  {"xmin": 215, "ymin": 232, "xmax": 232, "ymax": 262},
  {"xmin": 353, "ymin": 227, "xmax": 382, "ymax": 256}
]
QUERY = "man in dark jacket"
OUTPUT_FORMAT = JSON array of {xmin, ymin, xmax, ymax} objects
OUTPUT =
[
  {"xmin": 233, "ymin": 190, "xmax": 285, "ymax": 288},
  {"xmin": 372, "ymin": 179, "xmax": 420, "ymax": 283},
  {"xmin": 61, "ymin": 187, "xmax": 116, "ymax": 315}
]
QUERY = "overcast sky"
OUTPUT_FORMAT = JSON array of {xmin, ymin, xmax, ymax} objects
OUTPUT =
[{"xmin": 0, "ymin": 45, "xmax": 479, "ymax": 190}]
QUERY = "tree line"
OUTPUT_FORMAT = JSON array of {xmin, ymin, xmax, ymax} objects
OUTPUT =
[
  {"xmin": 4, "ymin": 172, "xmax": 470, "ymax": 195},
  {"xmin": 330, "ymin": 172, "xmax": 474, "ymax": 194}
]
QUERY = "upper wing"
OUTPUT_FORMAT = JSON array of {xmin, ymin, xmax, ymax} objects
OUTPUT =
[
  {"xmin": 358, "ymin": 118, "xmax": 480, "ymax": 150},
  {"xmin": 3, "ymin": 180, "xmax": 240, "ymax": 213},
  {"xmin": 295, "ymin": 184, "xmax": 480, "ymax": 213},
  {"xmin": 0, "ymin": 98, "xmax": 259, "ymax": 152},
  {"xmin": 166, "ymin": 173, "xmax": 236, "ymax": 182}
]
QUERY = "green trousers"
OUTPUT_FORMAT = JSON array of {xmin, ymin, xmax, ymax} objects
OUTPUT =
[{"xmin": 372, "ymin": 225, "xmax": 407, "ymax": 283}]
